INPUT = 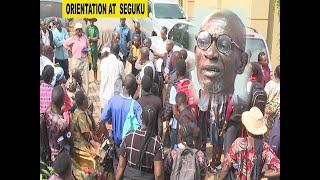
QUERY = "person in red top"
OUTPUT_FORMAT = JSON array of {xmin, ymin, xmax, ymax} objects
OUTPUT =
[{"xmin": 221, "ymin": 107, "xmax": 280, "ymax": 180}]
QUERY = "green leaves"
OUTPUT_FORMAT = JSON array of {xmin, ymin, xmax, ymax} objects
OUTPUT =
[{"xmin": 40, "ymin": 160, "xmax": 53, "ymax": 180}]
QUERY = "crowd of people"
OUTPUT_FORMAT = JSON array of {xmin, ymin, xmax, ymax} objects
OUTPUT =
[{"xmin": 40, "ymin": 10, "xmax": 280, "ymax": 180}]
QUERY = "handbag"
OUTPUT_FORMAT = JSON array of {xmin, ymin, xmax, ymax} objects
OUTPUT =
[{"xmin": 122, "ymin": 100, "xmax": 140, "ymax": 139}]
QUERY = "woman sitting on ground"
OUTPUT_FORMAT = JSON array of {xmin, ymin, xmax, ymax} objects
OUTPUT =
[
  {"xmin": 115, "ymin": 105, "xmax": 164, "ymax": 180},
  {"xmin": 71, "ymin": 90, "xmax": 101, "ymax": 179}
]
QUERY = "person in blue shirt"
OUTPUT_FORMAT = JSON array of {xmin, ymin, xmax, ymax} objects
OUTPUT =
[
  {"xmin": 100, "ymin": 73, "xmax": 142, "ymax": 173},
  {"xmin": 114, "ymin": 18, "xmax": 131, "ymax": 63},
  {"xmin": 52, "ymin": 19, "xmax": 70, "ymax": 79}
]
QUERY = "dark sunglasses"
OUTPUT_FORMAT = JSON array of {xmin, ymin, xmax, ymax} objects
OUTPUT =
[{"xmin": 195, "ymin": 31, "xmax": 243, "ymax": 55}]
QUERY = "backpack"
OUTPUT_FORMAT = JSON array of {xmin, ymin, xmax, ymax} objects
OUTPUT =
[
  {"xmin": 170, "ymin": 147, "xmax": 201, "ymax": 180},
  {"xmin": 40, "ymin": 113, "xmax": 51, "ymax": 164},
  {"xmin": 250, "ymin": 82, "xmax": 267, "ymax": 114},
  {"xmin": 122, "ymin": 100, "xmax": 140, "ymax": 140},
  {"xmin": 176, "ymin": 79, "xmax": 198, "ymax": 120}
]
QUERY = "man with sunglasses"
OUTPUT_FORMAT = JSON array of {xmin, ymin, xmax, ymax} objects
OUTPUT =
[{"xmin": 195, "ymin": 10, "xmax": 247, "ymax": 173}]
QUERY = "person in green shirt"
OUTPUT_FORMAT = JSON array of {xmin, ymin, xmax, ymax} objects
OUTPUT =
[{"xmin": 86, "ymin": 18, "xmax": 99, "ymax": 84}]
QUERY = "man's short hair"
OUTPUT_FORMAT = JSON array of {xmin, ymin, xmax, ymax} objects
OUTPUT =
[
  {"xmin": 176, "ymin": 91, "xmax": 187, "ymax": 105},
  {"xmin": 52, "ymin": 85, "xmax": 65, "ymax": 107},
  {"xmin": 180, "ymin": 49, "xmax": 188, "ymax": 60},
  {"xmin": 124, "ymin": 74, "xmax": 137, "ymax": 95},
  {"xmin": 144, "ymin": 66, "xmax": 154, "ymax": 80},
  {"xmin": 141, "ymin": 76, "xmax": 152, "ymax": 92},
  {"xmin": 75, "ymin": 90, "xmax": 86, "ymax": 107},
  {"xmin": 161, "ymin": 26, "xmax": 168, "ymax": 33},
  {"xmin": 42, "ymin": 65, "xmax": 54, "ymax": 84},
  {"xmin": 110, "ymin": 42, "xmax": 120, "ymax": 55},
  {"xmin": 175, "ymin": 59, "xmax": 186, "ymax": 76}
]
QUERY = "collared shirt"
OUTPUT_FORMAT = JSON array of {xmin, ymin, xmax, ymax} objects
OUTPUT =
[
  {"xmin": 40, "ymin": 55, "xmax": 54, "ymax": 76},
  {"xmin": 52, "ymin": 27, "xmax": 69, "ymax": 60},
  {"xmin": 224, "ymin": 137, "xmax": 280, "ymax": 180},
  {"xmin": 99, "ymin": 54, "xmax": 125, "ymax": 108},
  {"xmin": 63, "ymin": 34, "xmax": 89, "ymax": 59},
  {"xmin": 139, "ymin": 60, "xmax": 155, "ymax": 80},
  {"xmin": 114, "ymin": 24, "xmax": 131, "ymax": 56},
  {"xmin": 119, "ymin": 127, "xmax": 164, "ymax": 171},
  {"xmin": 40, "ymin": 82, "xmax": 53, "ymax": 114},
  {"xmin": 101, "ymin": 94, "xmax": 142, "ymax": 147}
]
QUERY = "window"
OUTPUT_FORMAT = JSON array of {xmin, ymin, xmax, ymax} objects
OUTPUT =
[{"xmin": 154, "ymin": 3, "xmax": 186, "ymax": 19}]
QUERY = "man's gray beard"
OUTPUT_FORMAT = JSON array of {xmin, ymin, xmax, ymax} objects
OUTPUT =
[
  {"xmin": 200, "ymin": 80, "xmax": 235, "ymax": 95},
  {"xmin": 200, "ymin": 80, "xmax": 224, "ymax": 94}
]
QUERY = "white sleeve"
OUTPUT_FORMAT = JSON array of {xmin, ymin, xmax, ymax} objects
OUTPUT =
[{"xmin": 169, "ymin": 86, "xmax": 177, "ymax": 105}]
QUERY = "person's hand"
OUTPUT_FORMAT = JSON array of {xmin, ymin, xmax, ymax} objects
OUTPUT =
[{"xmin": 136, "ymin": 75, "xmax": 141, "ymax": 85}]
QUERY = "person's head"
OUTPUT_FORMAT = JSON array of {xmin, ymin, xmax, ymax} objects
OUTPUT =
[
  {"xmin": 241, "ymin": 106, "xmax": 267, "ymax": 138},
  {"xmin": 166, "ymin": 39, "xmax": 174, "ymax": 52},
  {"xmin": 141, "ymin": 75, "xmax": 152, "ymax": 93},
  {"xmin": 111, "ymin": 31, "xmax": 120, "ymax": 43},
  {"xmin": 42, "ymin": 65, "xmax": 55, "ymax": 84},
  {"xmin": 137, "ymin": 105, "xmax": 158, "ymax": 170},
  {"xmin": 258, "ymin": 52, "xmax": 268, "ymax": 67},
  {"xmin": 55, "ymin": 19, "xmax": 62, "ymax": 31},
  {"xmin": 72, "ymin": 69, "xmax": 82, "ymax": 85},
  {"xmin": 250, "ymin": 62, "xmax": 263, "ymax": 83},
  {"xmin": 144, "ymin": 66, "xmax": 154, "ymax": 80},
  {"xmin": 133, "ymin": 34, "xmax": 141, "ymax": 48},
  {"xmin": 120, "ymin": 18, "xmax": 126, "ymax": 27},
  {"xmin": 89, "ymin": 18, "xmax": 97, "ymax": 25},
  {"xmin": 179, "ymin": 123, "xmax": 194, "ymax": 147},
  {"xmin": 75, "ymin": 90, "xmax": 89, "ymax": 110},
  {"xmin": 123, "ymin": 74, "xmax": 137, "ymax": 97},
  {"xmin": 195, "ymin": 10, "xmax": 247, "ymax": 94},
  {"xmin": 74, "ymin": 23, "xmax": 83, "ymax": 37},
  {"xmin": 51, "ymin": 85, "xmax": 65, "ymax": 110},
  {"xmin": 52, "ymin": 151, "xmax": 72, "ymax": 179},
  {"xmin": 110, "ymin": 42, "xmax": 120, "ymax": 56},
  {"xmin": 170, "ymin": 51, "xmax": 182, "ymax": 71},
  {"xmin": 143, "ymin": 38, "xmax": 152, "ymax": 48},
  {"xmin": 175, "ymin": 59, "xmax": 187, "ymax": 77},
  {"xmin": 134, "ymin": 22, "xmax": 141, "ymax": 33},
  {"xmin": 180, "ymin": 49, "xmax": 188, "ymax": 61},
  {"xmin": 66, "ymin": 77, "xmax": 77, "ymax": 93},
  {"xmin": 40, "ymin": 20, "xmax": 47, "ymax": 32},
  {"xmin": 175, "ymin": 91, "xmax": 187, "ymax": 112},
  {"xmin": 274, "ymin": 65, "xmax": 280, "ymax": 80},
  {"xmin": 160, "ymin": 26, "xmax": 168, "ymax": 41},
  {"xmin": 140, "ymin": 47, "xmax": 150, "ymax": 64}
]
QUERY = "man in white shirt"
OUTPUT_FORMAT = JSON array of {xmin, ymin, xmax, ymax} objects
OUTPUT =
[
  {"xmin": 99, "ymin": 42, "xmax": 125, "ymax": 110},
  {"xmin": 139, "ymin": 47, "xmax": 155, "ymax": 80},
  {"xmin": 40, "ymin": 42, "xmax": 54, "ymax": 77}
]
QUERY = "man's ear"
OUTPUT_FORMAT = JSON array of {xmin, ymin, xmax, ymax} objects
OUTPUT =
[{"xmin": 236, "ymin": 52, "xmax": 248, "ymax": 74}]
